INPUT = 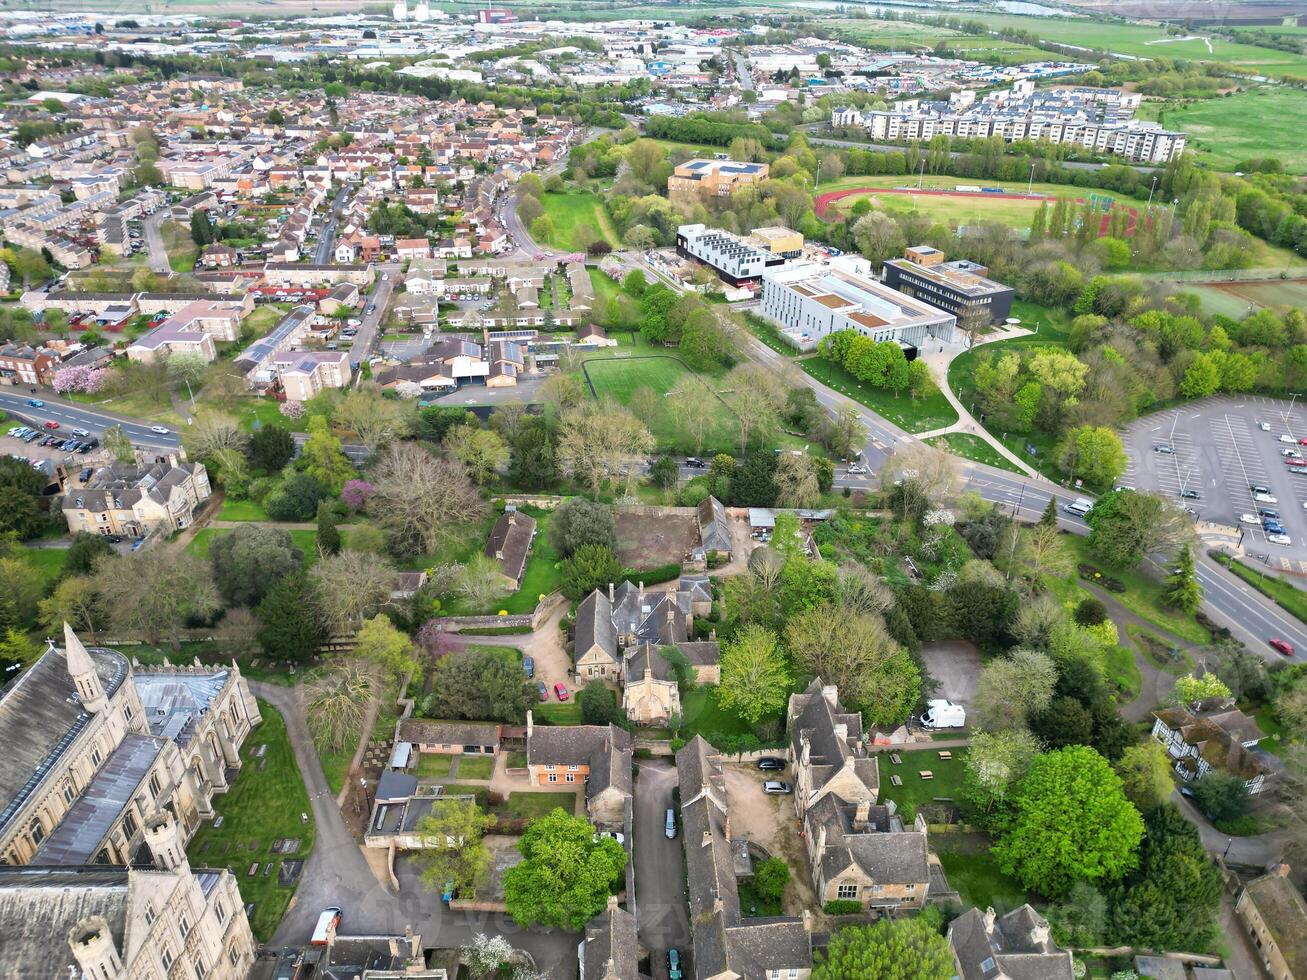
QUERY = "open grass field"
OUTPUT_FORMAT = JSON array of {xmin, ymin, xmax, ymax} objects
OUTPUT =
[
  {"xmin": 927, "ymin": 432, "xmax": 1026, "ymax": 474},
  {"xmin": 537, "ymin": 191, "xmax": 621, "ymax": 252},
  {"xmin": 186, "ymin": 701, "xmax": 314, "ymax": 943},
  {"xmin": 583, "ymin": 353, "xmax": 741, "ymax": 453},
  {"xmin": 935, "ymin": 836, "xmax": 1034, "ymax": 914},
  {"xmin": 824, "ymin": 187, "xmax": 1051, "ymax": 232},
  {"xmin": 1157, "ymin": 88, "xmax": 1307, "ymax": 174},
  {"xmin": 217, "ymin": 498, "xmax": 271, "ymax": 521},
  {"xmin": 161, "ymin": 221, "xmax": 199, "ymax": 274},
  {"xmin": 800, "ymin": 356, "xmax": 959, "ymax": 433}
]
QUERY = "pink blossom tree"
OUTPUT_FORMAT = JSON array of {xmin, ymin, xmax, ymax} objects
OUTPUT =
[
  {"xmin": 280, "ymin": 399, "xmax": 305, "ymax": 419},
  {"xmin": 341, "ymin": 479, "xmax": 374, "ymax": 511},
  {"xmin": 51, "ymin": 365, "xmax": 109, "ymax": 394}
]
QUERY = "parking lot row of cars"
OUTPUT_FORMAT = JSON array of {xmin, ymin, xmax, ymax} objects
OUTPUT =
[{"xmin": 7, "ymin": 424, "xmax": 99, "ymax": 455}]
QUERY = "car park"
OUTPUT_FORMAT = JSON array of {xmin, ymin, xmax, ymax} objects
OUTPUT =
[
  {"xmin": 1240, "ymin": 514, "xmax": 1262, "ymax": 525},
  {"xmin": 1270, "ymin": 638, "xmax": 1295, "ymax": 656},
  {"xmin": 1269, "ymin": 532, "xmax": 1292, "ymax": 544}
]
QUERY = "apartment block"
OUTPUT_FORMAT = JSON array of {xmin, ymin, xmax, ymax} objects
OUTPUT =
[
  {"xmin": 667, "ymin": 158, "xmax": 768, "ymax": 202},
  {"xmin": 676, "ymin": 223, "xmax": 787, "ymax": 286},
  {"xmin": 882, "ymin": 246, "xmax": 1014, "ymax": 327}
]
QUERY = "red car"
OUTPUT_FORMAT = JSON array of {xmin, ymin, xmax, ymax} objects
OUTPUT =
[
  {"xmin": 554, "ymin": 682, "xmax": 569, "ymax": 701},
  {"xmin": 42, "ymin": 421, "xmax": 59, "ymax": 430},
  {"xmin": 1288, "ymin": 458, "xmax": 1307, "ymax": 467},
  {"xmin": 1270, "ymin": 638, "xmax": 1295, "ymax": 657}
]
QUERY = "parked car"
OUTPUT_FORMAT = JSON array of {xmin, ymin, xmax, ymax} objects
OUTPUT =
[
  {"xmin": 1258, "ymin": 420, "xmax": 1272, "ymax": 431},
  {"xmin": 1260, "ymin": 508, "xmax": 1281, "ymax": 520},
  {"xmin": 311, "ymin": 907, "xmax": 342, "ymax": 946},
  {"xmin": 1270, "ymin": 638, "xmax": 1295, "ymax": 657},
  {"xmin": 762, "ymin": 781, "xmax": 793, "ymax": 795},
  {"xmin": 664, "ymin": 808, "xmax": 676, "ymax": 839},
  {"xmin": 71, "ymin": 427, "xmax": 89, "ymax": 437},
  {"xmin": 1152, "ymin": 444, "xmax": 1175, "ymax": 454},
  {"xmin": 1179, "ymin": 489, "xmax": 1201, "ymax": 499},
  {"xmin": 553, "ymin": 682, "xmax": 569, "ymax": 701},
  {"xmin": 1268, "ymin": 532, "xmax": 1292, "ymax": 545},
  {"xmin": 756, "ymin": 757, "xmax": 786, "ymax": 771},
  {"xmin": 1251, "ymin": 484, "xmax": 1272, "ymax": 494},
  {"xmin": 1280, "ymin": 434, "xmax": 1298, "ymax": 444},
  {"xmin": 848, "ymin": 465, "xmax": 867, "ymax": 474},
  {"xmin": 1239, "ymin": 514, "xmax": 1262, "ymax": 526},
  {"xmin": 537, "ymin": 681, "xmax": 548, "ymax": 701},
  {"xmin": 1287, "ymin": 458, "xmax": 1307, "ymax": 468},
  {"xmin": 684, "ymin": 457, "xmax": 708, "ymax": 469},
  {"xmin": 1282, "ymin": 449, "xmax": 1301, "ymax": 458},
  {"xmin": 78, "ymin": 467, "xmax": 92, "ymax": 482},
  {"xmin": 523, "ymin": 656, "xmax": 534, "ymax": 678},
  {"xmin": 1254, "ymin": 492, "xmax": 1279, "ymax": 504},
  {"xmin": 668, "ymin": 949, "xmax": 683, "ymax": 980}
]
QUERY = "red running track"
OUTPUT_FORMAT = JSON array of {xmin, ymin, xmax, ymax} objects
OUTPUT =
[{"xmin": 813, "ymin": 186, "xmax": 1139, "ymax": 235}]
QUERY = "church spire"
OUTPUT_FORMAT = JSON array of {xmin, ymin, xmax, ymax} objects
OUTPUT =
[{"xmin": 65, "ymin": 622, "xmax": 105, "ymax": 713}]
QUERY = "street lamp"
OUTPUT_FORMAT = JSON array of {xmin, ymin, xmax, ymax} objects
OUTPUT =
[
  {"xmin": 1147, "ymin": 174, "xmax": 1158, "ymax": 208},
  {"xmin": 1027, "ymin": 162, "xmax": 1036, "ymax": 196}
]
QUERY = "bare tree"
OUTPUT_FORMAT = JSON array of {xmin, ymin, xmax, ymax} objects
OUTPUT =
[
  {"xmin": 91, "ymin": 551, "xmax": 220, "ymax": 649},
  {"xmin": 774, "ymin": 453, "xmax": 821, "ymax": 508},
  {"xmin": 368, "ymin": 443, "xmax": 487, "ymax": 556},
  {"xmin": 302, "ymin": 660, "xmax": 377, "ymax": 752},
  {"xmin": 972, "ymin": 649, "xmax": 1058, "ymax": 732},
  {"xmin": 880, "ymin": 442, "xmax": 962, "ymax": 510},
  {"xmin": 555, "ymin": 400, "xmax": 654, "ymax": 492},
  {"xmin": 332, "ymin": 387, "xmax": 410, "ymax": 450},
  {"xmin": 666, "ymin": 376, "xmax": 714, "ymax": 453},
  {"xmin": 723, "ymin": 363, "xmax": 782, "ymax": 452},
  {"xmin": 181, "ymin": 410, "xmax": 248, "ymax": 463},
  {"xmin": 836, "ymin": 562, "xmax": 895, "ymax": 616},
  {"xmin": 456, "ymin": 554, "xmax": 512, "ymax": 610},
  {"xmin": 1019, "ymin": 522, "xmax": 1074, "ymax": 581},
  {"xmin": 310, "ymin": 549, "xmax": 398, "ymax": 634}
]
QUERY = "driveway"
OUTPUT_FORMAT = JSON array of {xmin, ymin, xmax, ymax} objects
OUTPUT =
[
  {"xmin": 720, "ymin": 765, "xmax": 819, "ymax": 915},
  {"xmin": 634, "ymin": 762, "xmax": 690, "ymax": 980},
  {"xmin": 919, "ymin": 641, "xmax": 981, "ymax": 707},
  {"xmin": 442, "ymin": 597, "xmax": 571, "ymax": 692},
  {"xmin": 255, "ymin": 682, "xmax": 579, "ymax": 975}
]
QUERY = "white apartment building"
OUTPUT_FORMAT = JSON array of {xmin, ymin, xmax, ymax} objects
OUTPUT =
[
  {"xmin": 761, "ymin": 256, "xmax": 956, "ymax": 352},
  {"xmin": 676, "ymin": 223, "xmax": 788, "ymax": 286}
]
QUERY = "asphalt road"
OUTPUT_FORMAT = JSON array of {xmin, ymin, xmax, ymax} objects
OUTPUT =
[
  {"xmin": 633, "ymin": 763, "xmax": 690, "ymax": 980},
  {"xmin": 143, "ymin": 211, "xmax": 170, "ymax": 274},
  {"xmin": 348, "ymin": 265, "xmax": 400, "ymax": 370},
  {"xmin": 0, "ymin": 390, "xmax": 181, "ymax": 451},
  {"xmin": 314, "ymin": 186, "xmax": 350, "ymax": 265}
]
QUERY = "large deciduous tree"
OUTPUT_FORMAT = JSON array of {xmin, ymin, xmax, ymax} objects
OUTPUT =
[
  {"xmin": 368, "ymin": 443, "xmax": 486, "ymax": 557},
  {"xmin": 91, "ymin": 551, "xmax": 220, "ymax": 650},
  {"xmin": 548, "ymin": 497, "xmax": 616, "ymax": 558},
  {"xmin": 354, "ymin": 614, "xmax": 417, "ymax": 685},
  {"xmin": 300, "ymin": 415, "xmax": 355, "ymax": 494},
  {"xmin": 310, "ymin": 549, "xmax": 396, "ymax": 634},
  {"xmin": 718, "ymin": 624, "xmax": 790, "ymax": 726},
  {"xmin": 503, "ymin": 809, "xmax": 627, "ymax": 931},
  {"xmin": 303, "ymin": 660, "xmax": 376, "ymax": 752},
  {"xmin": 993, "ymin": 745, "xmax": 1144, "ymax": 897},
  {"xmin": 426, "ymin": 648, "xmax": 534, "ymax": 723},
  {"xmin": 962, "ymin": 728, "xmax": 1043, "ymax": 817},
  {"xmin": 971, "ymin": 649, "xmax": 1058, "ymax": 732},
  {"xmin": 555, "ymin": 401, "xmax": 654, "ymax": 492},
  {"xmin": 209, "ymin": 524, "xmax": 304, "ymax": 607},
  {"xmin": 1057, "ymin": 425, "xmax": 1127, "ymax": 489},
  {"xmin": 414, "ymin": 798, "xmax": 496, "ymax": 895},
  {"xmin": 1086, "ymin": 490, "xmax": 1192, "ymax": 569},
  {"xmin": 813, "ymin": 918, "xmax": 953, "ymax": 980},
  {"xmin": 444, "ymin": 425, "xmax": 509, "ymax": 484},
  {"xmin": 1113, "ymin": 742, "xmax": 1177, "ymax": 812}
]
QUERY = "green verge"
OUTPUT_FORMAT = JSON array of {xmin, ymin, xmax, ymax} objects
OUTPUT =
[
  {"xmin": 799, "ymin": 356, "xmax": 958, "ymax": 433},
  {"xmin": 927, "ymin": 432, "xmax": 1025, "ymax": 475},
  {"xmin": 1212, "ymin": 552, "xmax": 1307, "ymax": 626}
]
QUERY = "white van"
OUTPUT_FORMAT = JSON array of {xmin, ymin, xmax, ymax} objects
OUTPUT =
[
  {"xmin": 1063, "ymin": 497, "xmax": 1094, "ymax": 517},
  {"xmin": 311, "ymin": 907, "xmax": 342, "ymax": 945},
  {"xmin": 920, "ymin": 699, "xmax": 966, "ymax": 729}
]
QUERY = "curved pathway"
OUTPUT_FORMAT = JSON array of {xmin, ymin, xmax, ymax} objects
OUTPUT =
[{"xmin": 1081, "ymin": 581, "xmax": 1181, "ymax": 721}]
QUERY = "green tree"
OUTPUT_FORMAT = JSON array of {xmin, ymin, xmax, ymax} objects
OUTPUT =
[
  {"xmin": 1106, "ymin": 804, "xmax": 1222, "ymax": 951},
  {"xmin": 813, "ymin": 918, "xmax": 953, "ymax": 980},
  {"xmin": 209, "ymin": 524, "xmax": 304, "ymax": 607},
  {"xmin": 1114, "ymin": 742, "xmax": 1176, "ymax": 811},
  {"xmin": 993, "ymin": 745, "xmax": 1144, "ymax": 897},
  {"xmin": 1190, "ymin": 770, "xmax": 1251, "ymax": 824},
  {"xmin": 1173, "ymin": 672, "xmax": 1232, "ymax": 705},
  {"xmin": 0, "ymin": 486, "xmax": 43, "ymax": 539},
  {"xmin": 264, "ymin": 472, "xmax": 327, "ymax": 521},
  {"xmin": 255, "ymin": 574, "xmax": 327, "ymax": 660},
  {"xmin": 102, "ymin": 424, "xmax": 134, "ymax": 463},
  {"xmin": 1179, "ymin": 352, "xmax": 1222, "ymax": 398},
  {"xmin": 189, "ymin": 209, "xmax": 214, "ymax": 247},
  {"xmin": 648, "ymin": 455, "xmax": 679, "ymax": 489},
  {"xmin": 355, "ymin": 614, "xmax": 417, "ymax": 684},
  {"xmin": 62, "ymin": 532, "xmax": 112, "ymax": 577},
  {"xmin": 753, "ymin": 857, "xmax": 790, "ymax": 902},
  {"xmin": 577, "ymin": 680, "xmax": 622, "ymax": 726},
  {"xmin": 718, "ymin": 624, "xmax": 790, "ymax": 726},
  {"xmin": 248, "ymin": 424, "xmax": 295, "ymax": 472},
  {"xmin": 317, "ymin": 504, "xmax": 342, "ymax": 556},
  {"xmin": 549, "ymin": 497, "xmax": 616, "ymax": 558},
  {"xmin": 1086, "ymin": 490, "xmax": 1192, "ymax": 569},
  {"xmin": 560, "ymin": 544, "xmax": 623, "ymax": 602},
  {"xmin": 1057, "ymin": 425, "xmax": 1127, "ymax": 489},
  {"xmin": 413, "ymin": 798, "xmax": 496, "ymax": 895},
  {"xmin": 509, "ymin": 422, "xmax": 557, "ymax": 490},
  {"xmin": 503, "ymin": 809, "xmax": 627, "ymax": 930},
  {"xmin": 427, "ymin": 647, "xmax": 534, "ymax": 723},
  {"xmin": 1163, "ymin": 544, "xmax": 1202, "ymax": 612},
  {"xmin": 301, "ymin": 415, "xmax": 354, "ymax": 494},
  {"xmin": 962, "ymin": 728, "xmax": 1043, "ymax": 817}
]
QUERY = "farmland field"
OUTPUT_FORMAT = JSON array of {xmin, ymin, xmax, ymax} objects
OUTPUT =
[{"xmin": 1156, "ymin": 88, "xmax": 1307, "ymax": 174}]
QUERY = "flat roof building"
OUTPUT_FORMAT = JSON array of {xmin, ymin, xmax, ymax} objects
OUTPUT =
[
  {"xmin": 883, "ymin": 246, "xmax": 1015, "ymax": 328},
  {"xmin": 668, "ymin": 158, "xmax": 769, "ymax": 203},
  {"xmin": 761, "ymin": 255, "xmax": 956, "ymax": 352},
  {"xmin": 676, "ymin": 223, "xmax": 787, "ymax": 286}
]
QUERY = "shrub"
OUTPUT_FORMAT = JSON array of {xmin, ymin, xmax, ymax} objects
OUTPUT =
[
  {"xmin": 1074, "ymin": 597, "xmax": 1108, "ymax": 627},
  {"xmin": 822, "ymin": 900, "xmax": 864, "ymax": 915}
]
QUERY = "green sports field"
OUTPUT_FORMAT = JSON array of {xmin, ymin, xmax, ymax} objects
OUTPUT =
[
  {"xmin": 826, "ymin": 188, "xmax": 1052, "ymax": 232},
  {"xmin": 1156, "ymin": 88, "xmax": 1307, "ymax": 174}
]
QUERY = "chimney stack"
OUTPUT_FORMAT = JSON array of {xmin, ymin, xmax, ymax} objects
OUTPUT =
[
  {"xmin": 526, "ymin": 710, "xmax": 533, "ymax": 739},
  {"xmin": 608, "ymin": 582, "xmax": 614, "ymax": 602}
]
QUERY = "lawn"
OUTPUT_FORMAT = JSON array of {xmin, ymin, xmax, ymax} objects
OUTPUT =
[
  {"xmin": 825, "ymin": 188, "xmax": 1051, "ymax": 233},
  {"xmin": 1064, "ymin": 537, "xmax": 1208, "ymax": 645},
  {"xmin": 1104, "ymin": 644, "xmax": 1142, "ymax": 704},
  {"xmin": 537, "ymin": 191, "xmax": 621, "ymax": 252},
  {"xmin": 186, "ymin": 700, "xmax": 314, "ymax": 943},
  {"xmin": 799, "ymin": 356, "xmax": 958, "ymax": 433},
  {"xmin": 1253, "ymin": 704, "xmax": 1294, "ymax": 756},
  {"xmin": 18, "ymin": 546, "xmax": 67, "ymax": 590},
  {"xmin": 583, "ymin": 353, "xmax": 741, "ymax": 454},
  {"xmin": 935, "ymin": 839, "xmax": 1033, "ymax": 915},
  {"xmin": 187, "ymin": 528, "xmax": 320, "ymax": 568},
  {"xmin": 927, "ymin": 433, "xmax": 1025, "ymax": 475},
  {"xmin": 441, "ymin": 512, "xmax": 559, "ymax": 615},
  {"xmin": 533, "ymin": 701, "xmax": 583, "ymax": 725},
  {"xmin": 1157, "ymin": 87, "xmax": 1307, "ymax": 174},
  {"xmin": 495, "ymin": 792, "xmax": 572, "ymax": 820},
  {"xmin": 217, "ymin": 498, "xmax": 271, "ymax": 521},
  {"xmin": 414, "ymin": 753, "xmax": 453, "ymax": 778},
  {"xmin": 160, "ymin": 220, "xmax": 199, "ymax": 274},
  {"xmin": 1213, "ymin": 553, "xmax": 1307, "ymax": 626},
  {"xmin": 680, "ymin": 685, "xmax": 759, "ymax": 740},
  {"xmin": 456, "ymin": 755, "xmax": 494, "ymax": 780},
  {"xmin": 877, "ymin": 748, "xmax": 967, "ymax": 821},
  {"xmin": 589, "ymin": 267, "xmax": 623, "ymax": 307}
]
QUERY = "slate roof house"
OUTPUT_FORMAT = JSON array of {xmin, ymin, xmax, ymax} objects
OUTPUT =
[
  {"xmin": 787, "ymin": 679, "xmax": 880, "ymax": 820},
  {"xmin": 1236, "ymin": 864, "xmax": 1305, "ymax": 980},
  {"xmin": 61, "ymin": 458, "xmax": 212, "ymax": 540},
  {"xmin": 676, "ymin": 736, "xmax": 813, "ymax": 979},
  {"xmin": 525, "ymin": 713, "xmax": 632, "ymax": 828},
  {"xmin": 579, "ymin": 894, "xmax": 643, "ymax": 980},
  {"xmin": 948, "ymin": 905, "xmax": 1075, "ymax": 980},
  {"xmin": 393, "ymin": 719, "xmax": 501, "ymax": 757},
  {"xmin": 485, "ymin": 509, "xmax": 537, "ymax": 589},
  {"xmin": 575, "ymin": 581, "xmax": 692, "ymax": 683},
  {"xmin": 697, "ymin": 495, "xmax": 733, "ymax": 558}
]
